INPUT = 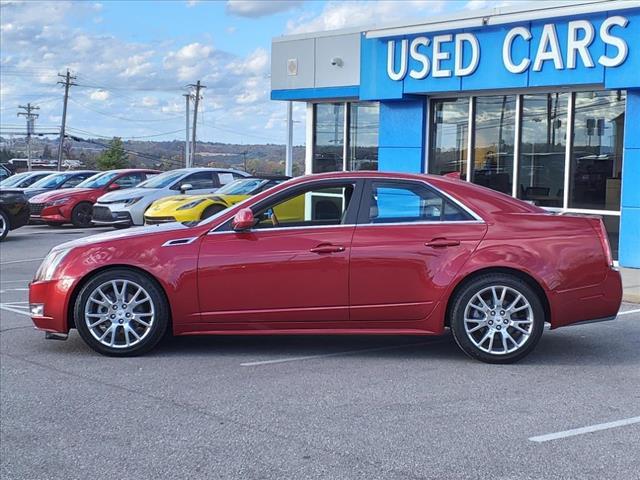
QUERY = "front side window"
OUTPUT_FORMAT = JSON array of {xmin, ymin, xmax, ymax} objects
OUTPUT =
[
  {"xmin": 253, "ymin": 183, "xmax": 355, "ymax": 230},
  {"xmin": 178, "ymin": 172, "xmax": 219, "ymax": 190},
  {"xmin": 368, "ymin": 181, "xmax": 471, "ymax": 224},
  {"xmin": 429, "ymin": 98, "xmax": 469, "ymax": 178},
  {"xmin": 77, "ymin": 171, "xmax": 119, "ymax": 189}
]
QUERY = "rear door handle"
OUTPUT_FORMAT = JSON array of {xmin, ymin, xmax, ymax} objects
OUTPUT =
[
  {"xmin": 309, "ymin": 244, "xmax": 346, "ymax": 254},
  {"xmin": 425, "ymin": 238, "xmax": 461, "ymax": 248}
]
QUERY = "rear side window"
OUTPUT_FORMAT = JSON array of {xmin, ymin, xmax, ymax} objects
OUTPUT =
[
  {"xmin": 217, "ymin": 172, "xmax": 236, "ymax": 185},
  {"xmin": 178, "ymin": 172, "xmax": 219, "ymax": 190},
  {"xmin": 114, "ymin": 173, "xmax": 144, "ymax": 188},
  {"xmin": 367, "ymin": 181, "xmax": 472, "ymax": 224}
]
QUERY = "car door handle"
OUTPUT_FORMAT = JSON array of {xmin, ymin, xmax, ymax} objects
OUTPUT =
[
  {"xmin": 425, "ymin": 238, "xmax": 461, "ymax": 248},
  {"xmin": 309, "ymin": 244, "xmax": 346, "ymax": 254}
]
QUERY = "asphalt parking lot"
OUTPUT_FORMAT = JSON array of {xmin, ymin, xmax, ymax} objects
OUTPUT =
[{"xmin": 1, "ymin": 225, "xmax": 639, "ymax": 480}]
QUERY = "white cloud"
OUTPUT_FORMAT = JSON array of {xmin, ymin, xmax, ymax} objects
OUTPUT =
[
  {"xmin": 226, "ymin": 0, "xmax": 303, "ymax": 18},
  {"xmin": 465, "ymin": 0, "xmax": 516, "ymax": 10},
  {"xmin": 89, "ymin": 90, "xmax": 110, "ymax": 101},
  {"xmin": 228, "ymin": 47, "xmax": 268, "ymax": 76},
  {"xmin": 142, "ymin": 96, "xmax": 159, "ymax": 107},
  {"xmin": 287, "ymin": 0, "xmax": 446, "ymax": 34}
]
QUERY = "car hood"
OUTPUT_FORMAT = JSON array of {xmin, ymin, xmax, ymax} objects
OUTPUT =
[
  {"xmin": 52, "ymin": 221, "xmax": 195, "ymax": 252},
  {"xmin": 29, "ymin": 188, "xmax": 97, "ymax": 203},
  {"xmin": 21, "ymin": 188, "xmax": 52, "ymax": 199},
  {"xmin": 98, "ymin": 187, "xmax": 153, "ymax": 202}
]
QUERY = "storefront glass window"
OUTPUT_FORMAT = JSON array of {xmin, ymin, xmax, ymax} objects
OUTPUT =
[
  {"xmin": 348, "ymin": 102, "xmax": 379, "ymax": 171},
  {"xmin": 518, "ymin": 93, "xmax": 569, "ymax": 207},
  {"xmin": 569, "ymin": 90, "xmax": 625, "ymax": 211},
  {"xmin": 471, "ymin": 95, "xmax": 517, "ymax": 195},
  {"xmin": 313, "ymin": 103, "xmax": 345, "ymax": 173},
  {"xmin": 429, "ymin": 98, "xmax": 469, "ymax": 178}
]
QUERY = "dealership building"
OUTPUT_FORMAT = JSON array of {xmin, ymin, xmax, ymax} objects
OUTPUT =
[{"xmin": 270, "ymin": 0, "xmax": 640, "ymax": 268}]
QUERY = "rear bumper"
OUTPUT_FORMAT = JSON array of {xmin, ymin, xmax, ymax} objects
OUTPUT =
[
  {"xmin": 29, "ymin": 279, "xmax": 74, "ymax": 334},
  {"xmin": 550, "ymin": 268, "xmax": 623, "ymax": 329}
]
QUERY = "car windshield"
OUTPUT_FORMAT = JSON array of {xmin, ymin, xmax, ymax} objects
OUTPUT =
[
  {"xmin": 0, "ymin": 172, "xmax": 33, "ymax": 187},
  {"xmin": 216, "ymin": 178, "xmax": 266, "ymax": 195},
  {"xmin": 28, "ymin": 173, "xmax": 71, "ymax": 189},
  {"xmin": 76, "ymin": 171, "xmax": 120, "ymax": 189},
  {"xmin": 137, "ymin": 170, "xmax": 184, "ymax": 189}
]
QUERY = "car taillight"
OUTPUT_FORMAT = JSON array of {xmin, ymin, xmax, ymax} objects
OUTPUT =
[{"xmin": 590, "ymin": 218, "xmax": 614, "ymax": 267}]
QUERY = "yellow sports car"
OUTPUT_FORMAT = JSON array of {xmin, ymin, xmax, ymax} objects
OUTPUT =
[{"xmin": 144, "ymin": 176, "xmax": 289, "ymax": 224}]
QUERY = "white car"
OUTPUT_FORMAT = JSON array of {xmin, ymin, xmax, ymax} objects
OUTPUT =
[{"xmin": 92, "ymin": 167, "xmax": 249, "ymax": 227}]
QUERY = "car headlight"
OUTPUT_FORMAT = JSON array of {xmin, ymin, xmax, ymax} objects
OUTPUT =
[
  {"xmin": 47, "ymin": 197, "xmax": 70, "ymax": 207},
  {"xmin": 123, "ymin": 197, "xmax": 143, "ymax": 206},
  {"xmin": 34, "ymin": 248, "xmax": 72, "ymax": 282},
  {"xmin": 177, "ymin": 199, "xmax": 206, "ymax": 210}
]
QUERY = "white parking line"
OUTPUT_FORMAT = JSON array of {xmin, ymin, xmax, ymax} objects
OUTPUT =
[
  {"xmin": 618, "ymin": 308, "xmax": 640, "ymax": 316},
  {"xmin": 0, "ymin": 304, "xmax": 31, "ymax": 316},
  {"xmin": 240, "ymin": 340, "xmax": 447, "ymax": 367},
  {"xmin": 529, "ymin": 416, "xmax": 640, "ymax": 443},
  {"xmin": 0, "ymin": 257, "xmax": 44, "ymax": 265}
]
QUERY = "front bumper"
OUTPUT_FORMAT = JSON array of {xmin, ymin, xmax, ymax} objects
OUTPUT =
[
  {"xmin": 29, "ymin": 203, "xmax": 71, "ymax": 224},
  {"xmin": 92, "ymin": 205, "xmax": 133, "ymax": 226},
  {"xmin": 29, "ymin": 279, "xmax": 74, "ymax": 334},
  {"xmin": 144, "ymin": 215, "xmax": 177, "ymax": 225}
]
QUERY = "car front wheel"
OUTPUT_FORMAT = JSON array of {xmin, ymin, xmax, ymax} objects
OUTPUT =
[
  {"xmin": 0, "ymin": 210, "xmax": 9, "ymax": 241},
  {"xmin": 450, "ymin": 274, "xmax": 545, "ymax": 364},
  {"xmin": 71, "ymin": 202, "xmax": 94, "ymax": 228},
  {"xmin": 74, "ymin": 269, "xmax": 169, "ymax": 356}
]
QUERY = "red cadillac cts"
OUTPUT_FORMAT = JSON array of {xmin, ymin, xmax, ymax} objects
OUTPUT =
[
  {"xmin": 29, "ymin": 169, "xmax": 159, "ymax": 228},
  {"xmin": 29, "ymin": 172, "xmax": 622, "ymax": 363}
]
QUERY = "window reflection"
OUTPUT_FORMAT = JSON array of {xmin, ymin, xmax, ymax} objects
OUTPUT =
[
  {"xmin": 518, "ymin": 93, "xmax": 568, "ymax": 207},
  {"xmin": 348, "ymin": 102, "xmax": 379, "ymax": 171},
  {"xmin": 569, "ymin": 90, "xmax": 625, "ymax": 211},
  {"xmin": 313, "ymin": 103, "xmax": 344, "ymax": 173},
  {"xmin": 429, "ymin": 98, "xmax": 469, "ymax": 178},
  {"xmin": 472, "ymin": 95, "xmax": 517, "ymax": 195}
]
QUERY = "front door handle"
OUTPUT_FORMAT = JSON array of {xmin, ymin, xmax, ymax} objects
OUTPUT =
[
  {"xmin": 425, "ymin": 238, "xmax": 461, "ymax": 248},
  {"xmin": 309, "ymin": 244, "xmax": 346, "ymax": 254}
]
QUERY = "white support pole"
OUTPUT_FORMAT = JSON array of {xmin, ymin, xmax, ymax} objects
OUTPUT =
[{"xmin": 285, "ymin": 101, "xmax": 294, "ymax": 177}]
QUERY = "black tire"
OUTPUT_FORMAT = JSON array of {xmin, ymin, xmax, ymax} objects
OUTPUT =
[
  {"xmin": 113, "ymin": 223, "xmax": 130, "ymax": 229},
  {"xmin": 71, "ymin": 202, "xmax": 94, "ymax": 228},
  {"xmin": 449, "ymin": 273, "xmax": 545, "ymax": 364},
  {"xmin": 200, "ymin": 204, "xmax": 226, "ymax": 220},
  {"xmin": 46, "ymin": 222, "xmax": 62, "ymax": 227},
  {"xmin": 73, "ymin": 268, "xmax": 169, "ymax": 356},
  {"xmin": 0, "ymin": 210, "xmax": 9, "ymax": 241}
]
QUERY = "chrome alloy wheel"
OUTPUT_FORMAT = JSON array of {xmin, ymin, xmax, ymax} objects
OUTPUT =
[
  {"xmin": 463, "ymin": 285, "xmax": 534, "ymax": 355},
  {"xmin": 0, "ymin": 214, "xmax": 6, "ymax": 238},
  {"xmin": 84, "ymin": 279, "xmax": 155, "ymax": 349}
]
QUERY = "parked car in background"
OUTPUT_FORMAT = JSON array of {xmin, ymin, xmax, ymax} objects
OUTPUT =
[
  {"xmin": 0, "ymin": 164, "xmax": 11, "ymax": 182},
  {"xmin": 144, "ymin": 176, "xmax": 289, "ymax": 224},
  {"xmin": 28, "ymin": 169, "xmax": 159, "ymax": 228},
  {"xmin": 0, "ymin": 170, "xmax": 57, "ymax": 189},
  {"xmin": 20, "ymin": 170, "xmax": 97, "ymax": 199},
  {"xmin": 29, "ymin": 172, "xmax": 622, "ymax": 362},
  {"xmin": 92, "ymin": 167, "xmax": 250, "ymax": 228},
  {"xmin": 0, "ymin": 189, "xmax": 29, "ymax": 241}
]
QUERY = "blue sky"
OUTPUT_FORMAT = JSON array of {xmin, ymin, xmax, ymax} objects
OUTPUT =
[{"xmin": 1, "ymin": 0, "xmax": 503, "ymax": 145}]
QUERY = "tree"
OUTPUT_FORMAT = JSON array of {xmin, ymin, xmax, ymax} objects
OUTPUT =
[{"xmin": 96, "ymin": 137, "xmax": 129, "ymax": 170}]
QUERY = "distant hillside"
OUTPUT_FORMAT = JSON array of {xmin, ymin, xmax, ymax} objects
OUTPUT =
[{"xmin": 0, "ymin": 136, "xmax": 306, "ymax": 176}]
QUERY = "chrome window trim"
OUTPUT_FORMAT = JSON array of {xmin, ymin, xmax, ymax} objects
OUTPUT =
[
  {"xmin": 206, "ymin": 175, "xmax": 484, "ymax": 235},
  {"xmin": 356, "ymin": 220, "xmax": 485, "ymax": 228}
]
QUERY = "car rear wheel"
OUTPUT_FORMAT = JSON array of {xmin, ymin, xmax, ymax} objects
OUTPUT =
[
  {"xmin": 0, "ymin": 210, "xmax": 9, "ymax": 241},
  {"xmin": 74, "ymin": 269, "xmax": 169, "ymax": 356},
  {"xmin": 71, "ymin": 202, "xmax": 94, "ymax": 228},
  {"xmin": 200, "ymin": 204, "xmax": 226, "ymax": 220},
  {"xmin": 449, "ymin": 274, "xmax": 545, "ymax": 364}
]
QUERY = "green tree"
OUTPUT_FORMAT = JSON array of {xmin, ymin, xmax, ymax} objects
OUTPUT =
[{"xmin": 96, "ymin": 137, "xmax": 129, "ymax": 170}]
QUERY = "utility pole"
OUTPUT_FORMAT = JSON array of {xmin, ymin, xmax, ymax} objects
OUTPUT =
[
  {"xmin": 56, "ymin": 69, "xmax": 76, "ymax": 171},
  {"xmin": 17, "ymin": 103, "xmax": 39, "ymax": 171},
  {"xmin": 183, "ymin": 93, "xmax": 191, "ymax": 167},
  {"xmin": 187, "ymin": 80, "xmax": 206, "ymax": 167}
]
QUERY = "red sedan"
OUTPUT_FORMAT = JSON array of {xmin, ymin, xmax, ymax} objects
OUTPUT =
[
  {"xmin": 28, "ymin": 169, "xmax": 159, "ymax": 227},
  {"xmin": 29, "ymin": 172, "xmax": 622, "ymax": 363}
]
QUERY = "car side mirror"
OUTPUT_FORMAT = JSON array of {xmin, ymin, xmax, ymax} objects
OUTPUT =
[
  {"xmin": 180, "ymin": 183, "xmax": 193, "ymax": 194},
  {"xmin": 108, "ymin": 183, "xmax": 120, "ymax": 190},
  {"xmin": 232, "ymin": 208, "xmax": 256, "ymax": 231}
]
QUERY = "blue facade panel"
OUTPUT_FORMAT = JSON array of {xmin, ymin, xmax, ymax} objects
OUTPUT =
[
  {"xmin": 619, "ymin": 90, "xmax": 640, "ymax": 268},
  {"xmin": 359, "ymin": 34, "xmax": 403, "ymax": 100},
  {"xmin": 378, "ymin": 147, "xmax": 423, "ymax": 173},
  {"xmin": 271, "ymin": 86, "xmax": 359, "ymax": 101},
  {"xmin": 378, "ymin": 99, "xmax": 426, "ymax": 173},
  {"xmin": 605, "ymin": 10, "xmax": 640, "ymax": 89}
]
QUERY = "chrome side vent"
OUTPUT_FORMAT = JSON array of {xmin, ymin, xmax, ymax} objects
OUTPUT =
[{"xmin": 162, "ymin": 237, "xmax": 198, "ymax": 247}]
